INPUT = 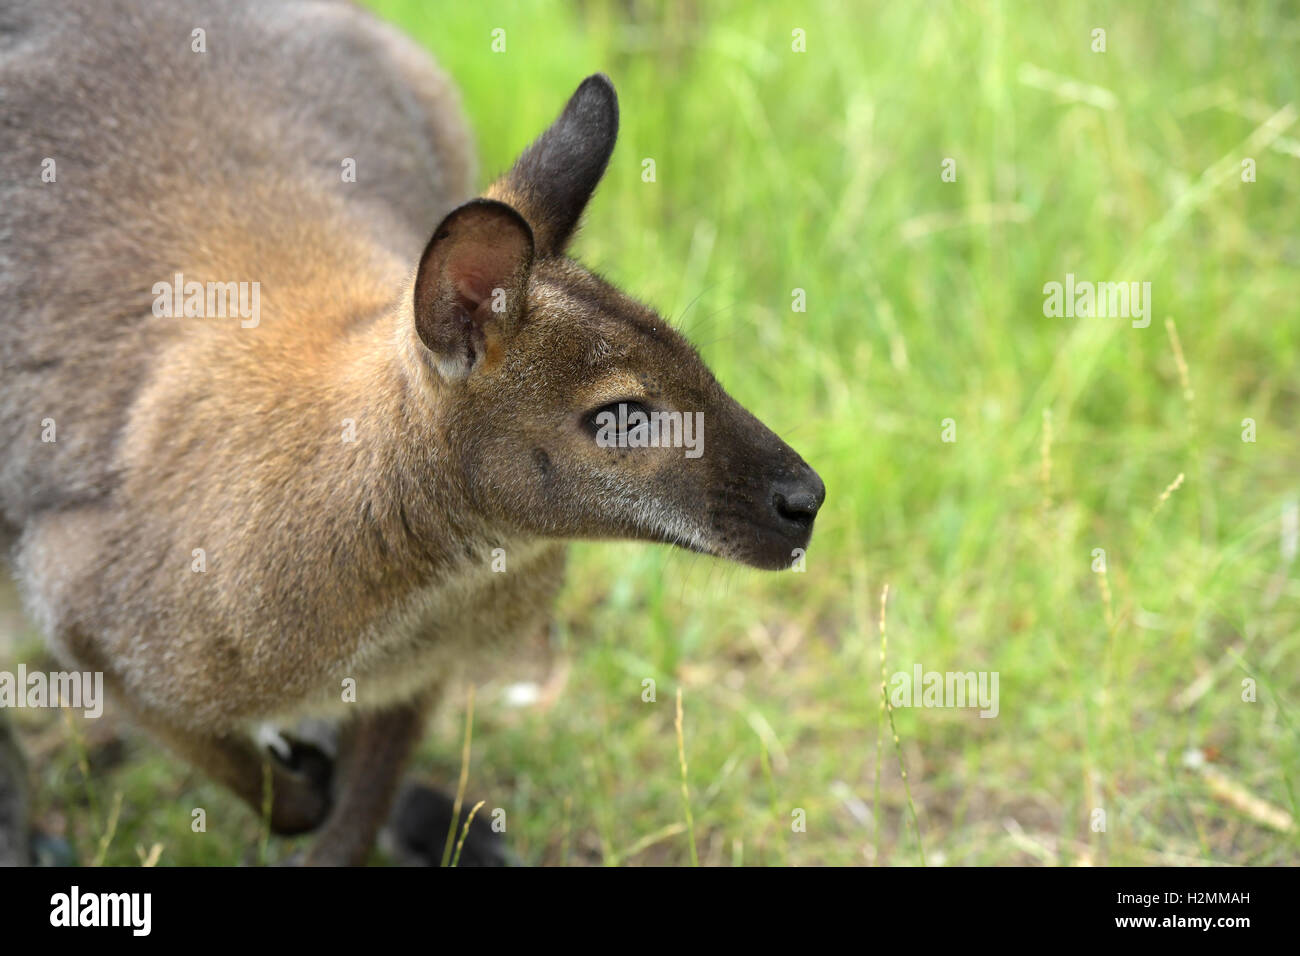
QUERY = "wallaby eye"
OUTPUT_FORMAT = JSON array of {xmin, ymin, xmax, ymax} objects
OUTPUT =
[{"xmin": 584, "ymin": 400, "xmax": 652, "ymax": 441}]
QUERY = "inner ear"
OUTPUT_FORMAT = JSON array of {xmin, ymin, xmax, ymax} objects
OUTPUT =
[
  {"xmin": 486, "ymin": 73, "xmax": 619, "ymax": 256},
  {"xmin": 413, "ymin": 199, "xmax": 534, "ymax": 380}
]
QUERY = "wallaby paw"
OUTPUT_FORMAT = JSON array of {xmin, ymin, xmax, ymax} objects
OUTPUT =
[
  {"xmin": 260, "ymin": 728, "xmax": 335, "ymax": 836},
  {"xmin": 381, "ymin": 781, "xmax": 513, "ymax": 867},
  {"xmin": 277, "ymin": 737, "xmax": 334, "ymax": 792}
]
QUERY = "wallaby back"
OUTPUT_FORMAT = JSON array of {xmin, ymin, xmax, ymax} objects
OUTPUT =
[{"xmin": 1, "ymin": 0, "xmax": 472, "ymax": 519}]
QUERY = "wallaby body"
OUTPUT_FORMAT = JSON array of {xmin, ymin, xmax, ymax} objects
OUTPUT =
[{"xmin": 0, "ymin": 0, "xmax": 823, "ymax": 864}]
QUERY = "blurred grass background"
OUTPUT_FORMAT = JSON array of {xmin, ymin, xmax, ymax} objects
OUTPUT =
[{"xmin": 5, "ymin": 0, "xmax": 1299, "ymax": 865}]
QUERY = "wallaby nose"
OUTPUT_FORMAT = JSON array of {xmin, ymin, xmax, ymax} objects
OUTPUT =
[{"xmin": 770, "ymin": 469, "xmax": 826, "ymax": 529}]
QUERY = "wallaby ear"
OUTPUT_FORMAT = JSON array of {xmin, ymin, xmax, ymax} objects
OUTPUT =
[
  {"xmin": 485, "ymin": 73, "xmax": 619, "ymax": 257},
  {"xmin": 413, "ymin": 198, "xmax": 535, "ymax": 380}
]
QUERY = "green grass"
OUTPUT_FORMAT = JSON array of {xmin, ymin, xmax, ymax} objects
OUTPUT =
[{"xmin": 8, "ymin": 0, "xmax": 1300, "ymax": 865}]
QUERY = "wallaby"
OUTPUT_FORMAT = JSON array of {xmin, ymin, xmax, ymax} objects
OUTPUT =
[{"xmin": 0, "ymin": 0, "xmax": 824, "ymax": 865}]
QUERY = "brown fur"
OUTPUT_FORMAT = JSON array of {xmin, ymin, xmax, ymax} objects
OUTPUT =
[{"xmin": 0, "ymin": 0, "xmax": 822, "ymax": 865}]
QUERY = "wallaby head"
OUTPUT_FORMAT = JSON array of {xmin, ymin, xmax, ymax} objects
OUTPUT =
[{"xmin": 412, "ymin": 75, "xmax": 824, "ymax": 570}]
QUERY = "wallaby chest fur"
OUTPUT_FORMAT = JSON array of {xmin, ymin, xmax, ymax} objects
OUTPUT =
[{"xmin": 1, "ymin": 0, "xmax": 561, "ymax": 729}]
